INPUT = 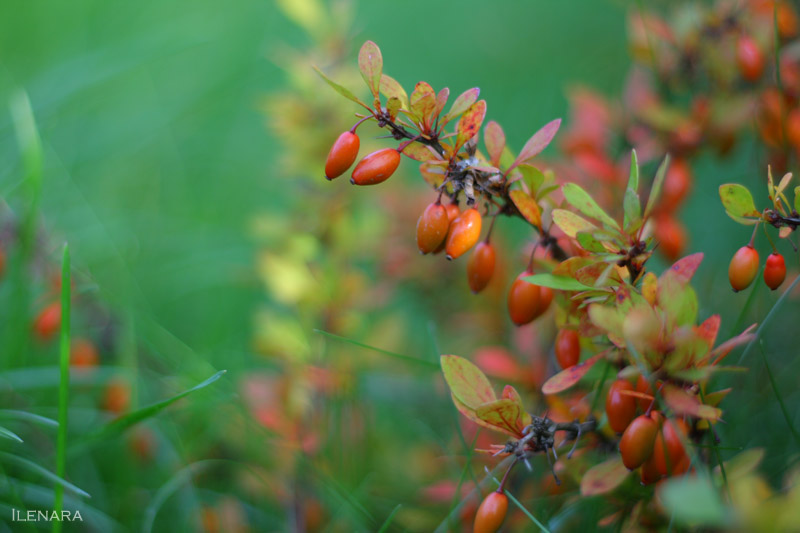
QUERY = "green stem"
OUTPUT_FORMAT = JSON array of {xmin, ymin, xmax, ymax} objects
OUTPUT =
[{"xmin": 759, "ymin": 344, "xmax": 800, "ymax": 450}]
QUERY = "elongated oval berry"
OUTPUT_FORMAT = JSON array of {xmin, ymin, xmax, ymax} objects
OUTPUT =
[
  {"xmin": 619, "ymin": 414, "xmax": 658, "ymax": 470},
  {"xmin": 537, "ymin": 286, "xmax": 554, "ymax": 317},
  {"xmin": 640, "ymin": 452, "xmax": 661, "ymax": 485},
  {"xmin": 445, "ymin": 208, "xmax": 482, "ymax": 260},
  {"xmin": 416, "ymin": 202, "xmax": 450, "ymax": 254},
  {"xmin": 764, "ymin": 252, "xmax": 786, "ymax": 290},
  {"xmin": 554, "ymin": 328, "xmax": 580, "ymax": 369},
  {"xmin": 433, "ymin": 202, "xmax": 461, "ymax": 254},
  {"xmin": 507, "ymin": 271, "xmax": 541, "ymax": 326},
  {"xmin": 474, "ymin": 491, "xmax": 508, "ymax": 533},
  {"xmin": 351, "ymin": 148, "xmax": 401, "ymax": 186},
  {"xmin": 729, "ymin": 245, "xmax": 759, "ymax": 292},
  {"xmin": 654, "ymin": 214, "xmax": 686, "ymax": 263},
  {"xmin": 606, "ymin": 379, "xmax": 637, "ymax": 433},
  {"xmin": 653, "ymin": 418, "xmax": 689, "ymax": 476},
  {"xmin": 467, "ymin": 242, "xmax": 496, "ymax": 293},
  {"xmin": 635, "ymin": 374, "xmax": 654, "ymax": 412},
  {"xmin": 737, "ymin": 35, "xmax": 764, "ymax": 82},
  {"xmin": 325, "ymin": 131, "xmax": 360, "ymax": 180},
  {"xmin": 33, "ymin": 302, "xmax": 61, "ymax": 341}
]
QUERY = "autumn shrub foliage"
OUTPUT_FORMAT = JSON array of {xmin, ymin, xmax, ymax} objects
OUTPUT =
[{"xmin": 317, "ymin": 21, "xmax": 800, "ymax": 529}]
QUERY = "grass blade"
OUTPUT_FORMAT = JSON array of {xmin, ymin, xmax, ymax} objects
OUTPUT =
[
  {"xmin": 0, "ymin": 410, "xmax": 58, "ymax": 428},
  {"xmin": 53, "ymin": 243, "xmax": 71, "ymax": 533},
  {"xmin": 759, "ymin": 344, "xmax": 800, "ymax": 450},
  {"xmin": 0, "ymin": 452, "xmax": 89, "ymax": 499},
  {"xmin": 0, "ymin": 426, "xmax": 23, "ymax": 443},
  {"xmin": 314, "ymin": 329, "xmax": 439, "ymax": 369},
  {"xmin": 737, "ymin": 274, "xmax": 800, "ymax": 364},
  {"xmin": 376, "ymin": 504, "xmax": 402, "ymax": 533}
]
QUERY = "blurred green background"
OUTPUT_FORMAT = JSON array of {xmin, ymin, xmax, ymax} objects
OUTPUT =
[{"xmin": 0, "ymin": 0, "xmax": 798, "ymax": 530}]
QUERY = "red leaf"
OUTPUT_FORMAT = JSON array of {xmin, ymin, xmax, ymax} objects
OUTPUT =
[
  {"xmin": 434, "ymin": 87, "xmax": 450, "ymax": 119},
  {"xmin": 508, "ymin": 118, "xmax": 561, "ymax": 174},
  {"xmin": 694, "ymin": 315, "xmax": 721, "ymax": 351},
  {"xmin": 358, "ymin": 41, "xmax": 383, "ymax": 99},
  {"xmin": 455, "ymin": 100, "xmax": 487, "ymax": 151},
  {"xmin": 662, "ymin": 384, "xmax": 721, "ymax": 421},
  {"xmin": 661, "ymin": 253, "xmax": 704, "ymax": 285},
  {"xmin": 484, "ymin": 121, "xmax": 506, "ymax": 166},
  {"xmin": 441, "ymin": 355, "xmax": 497, "ymax": 409},
  {"xmin": 509, "ymin": 190, "xmax": 542, "ymax": 229},
  {"xmin": 542, "ymin": 352, "xmax": 605, "ymax": 395},
  {"xmin": 709, "ymin": 324, "xmax": 757, "ymax": 366},
  {"xmin": 580, "ymin": 457, "xmax": 629, "ymax": 496}
]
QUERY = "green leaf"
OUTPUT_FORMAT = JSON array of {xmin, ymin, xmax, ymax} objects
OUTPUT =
[
  {"xmin": 313, "ymin": 66, "xmax": 369, "ymax": 110},
  {"xmin": 623, "ymin": 188, "xmax": 641, "ymax": 231},
  {"xmin": 517, "ymin": 164, "xmax": 545, "ymax": 196},
  {"xmin": 562, "ymin": 183, "xmax": 620, "ymax": 230},
  {"xmin": 442, "ymin": 87, "xmax": 479, "ymax": 125},
  {"xmin": 659, "ymin": 476, "xmax": 729, "ymax": 527},
  {"xmin": 795, "ymin": 186, "xmax": 800, "ymax": 213},
  {"xmin": 552, "ymin": 209, "xmax": 598, "ymax": 238},
  {"xmin": 576, "ymin": 231, "xmax": 607, "ymax": 253},
  {"xmin": 358, "ymin": 40, "xmax": 382, "ymax": 98},
  {"xmin": 410, "ymin": 81, "xmax": 437, "ymax": 125},
  {"xmin": 455, "ymin": 100, "xmax": 487, "ymax": 150},
  {"xmin": 386, "ymin": 97, "xmax": 401, "ymax": 121},
  {"xmin": 83, "ymin": 370, "xmax": 227, "ymax": 443},
  {"xmin": 627, "ymin": 149, "xmax": 640, "ymax": 192},
  {"xmin": 719, "ymin": 184, "xmax": 760, "ymax": 218},
  {"xmin": 379, "ymin": 74, "xmax": 408, "ymax": 109},
  {"xmin": 440, "ymin": 355, "xmax": 496, "ymax": 410},
  {"xmin": 644, "ymin": 155, "xmax": 670, "ymax": 218},
  {"xmin": 523, "ymin": 273, "xmax": 593, "ymax": 291}
]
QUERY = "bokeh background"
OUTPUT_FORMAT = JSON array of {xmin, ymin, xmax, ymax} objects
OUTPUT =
[{"xmin": 0, "ymin": 0, "xmax": 797, "ymax": 531}]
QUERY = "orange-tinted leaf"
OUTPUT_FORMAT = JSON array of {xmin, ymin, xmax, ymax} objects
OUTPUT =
[
  {"xmin": 475, "ymin": 399, "xmax": 526, "ymax": 438},
  {"xmin": 508, "ymin": 118, "xmax": 561, "ymax": 174},
  {"xmin": 434, "ymin": 87, "xmax": 450, "ymax": 118},
  {"xmin": 419, "ymin": 161, "xmax": 447, "ymax": 187},
  {"xmin": 509, "ymin": 190, "xmax": 542, "ymax": 229},
  {"xmin": 441, "ymin": 355, "xmax": 497, "ymax": 409},
  {"xmin": 581, "ymin": 456, "xmax": 629, "ymax": 496},
  {"xmin": 358, "ymin": 41, "xmax": 382, "ymax": 99},
  {"xmin": 552, "ymin": 209, "xmax": 598, "ymax": 238},
  {"xmin": 402, "ymin": 142, "xmax": 441, "ymax": 162},
  {"xmin": 410, "ymin": 81, "xmax": 437, "ymax": 126},
  {"xmin": 709, "ymin": 324, "xmax": 757, "ymax": 365},
  {"xmin": 379, "ymin": 74, "xmax": 408, "ymax": 109},
  {"xmin": 695, "ymin": 315, "xmax": 721, "ymax": 351},
  {"xmin": 451, "ymin": 393, "xmax": 506, "ymax": 433},
  {"xmin": 542, "ymin": 352, "xmax": 605, "ymax": 395},
  {"xmin": 443, "ymin": 87, "xmax": 480, "ymax": 125},
  {"xmin": 501, "ymin": 385, "xmax": 532, "ymax": 427},
  {"xmin": 662, "ymin": 385, "xmax": 721, "ymax": 421},
  {"xmin": 386, "ymin": 97, "xmax": 401, "ymax": 121},
  {"xmin": 484, "ymin": 121, "xmax": 506, "ymax": 166},
  {"xmin": 619, "ymin": 389, "xmax": 655, "ymax": 404},
  {"xmin": 455, "ymin": 100, "xmax": 487, "ymax": 151},
  {"xmin": 704, "ymin": 388, "xmax": 732, "ymax": 407},
  {"xmin": 661, "ymin": 253, "xmax": 704, "ymax": 285}
]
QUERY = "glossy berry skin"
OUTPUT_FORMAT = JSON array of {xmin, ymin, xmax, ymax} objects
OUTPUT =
[
  {"xmin": 445, "ymin": 208, "xmax": 481, "ymax": 260},
  {"xmin": 350, "ymin": 148, "xmax": 401, "ymax": 186},
  {"xmin": 554, "ymin": 329, "xmax": 580, "ymax": 369},
  {"xmin": 729, "ymin": 245, "xmax": 759, "ymax": 292},
  {"xmin": 416, "ymin": 202, "xmax": 450, "ymax": 254},
  {"xmin": 606, "ymin": 379, "xmax": 637, "ymax": 434},
  {"xmin": 737, "ymin": 35, "xmax": 764, "ymax": 82},
  {"xmin": 324, "ymin": 131, "xmax": 360, "ymax": 180},
  {"xmin": 474, "ymin": 491, "xmax": 508, "ymax": 533},
  {"xmin": 653, "ymin": 418, "xmax": 689, "ymax": 476},
  {"xmin": 467, "ymin": 242, "xmax": 496, "ymax": 293},
  {"xmin": 661, "ymin": 159, "xmax": 692, "ymax": 212},
  {"xmin": 507, "ymin": 272, "xmax": 541, "ymax": 326},
  {"xmin": 640, "ymin": 452, "xmax": 661, "ymax": 485},
  {"xmin": 635, "ymin": 375, "xmax": 654, "ymax": 412},
  {"xmin": 619, "ymin": 414, "xmax": 659, "ymax": 470},
  {"xmin": 764, "ymin": 252, "xmax": 786, "ymax": 290},
  {"xmin": 433, "ymin": 202, "xmax": 461, "ymax": 254},
  {"xmin": 33, "ymin": 302, "xmax": 61, "ymax": 341},
  {"xmin": 538, "ymin": 286, "xmax": 554, "ymax": 317}
]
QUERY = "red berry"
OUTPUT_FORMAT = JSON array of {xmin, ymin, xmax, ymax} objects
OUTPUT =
[
  {"xmin": 104, "ymin": 378, "xmax": 131, "ymax": 415},
  {"xmin": 787, "ymin": 109, "xmax": 800, "ymax": 150},
  {"xmin": 473, "ymin": 491, "xmax": 508, "ymax": 533},
  {"xmin": 661, "ymin": 159, "xmax": 692, "ymax": 212},
  {"xmin": 554, "ymin": 329, "xmax": 580, "ymax": 369},
  {"xmin": 737, "ymin": 35, "xmax": 764, "ymax": 82},
  {"xmin": 445, "ymin": 208, "xmax": 482, "ymax": 260},
  {"xmin": 654, "ymin": 214, "xmax": 687, "ymax": 263},
  {"xmin": 635, "ymin": 374, "xmax": 654, "ymax": 412},
  {"xmin": 653, "ymin": 418, "xmax": 689, "ymax": 476},
  {"xmin": 71, "ymin": 338, "xmax": 99, "ymax": 369},
  {"xmin": 433, "ymin": 202, "xmax": 461, "ymax": 254},
  {"xmin": 507, "ymin": 271, "xmax": 541, "ymax": 326},
  {"xmin": 538, "ymin": 285, "xmax": 554, "ymax": 316},
  {"xmin": 764, "ymin": 252, "xmax": 786, "ymax": 290},
  {"xmin": 729, "ymin": 245, "xmax": 759, "ymax": 292},
  {"xmin": 416, "ymin": 202, "xmax": 450, "ymax": 254},
  {"xmin": 606, "ymin": 379, "xmax": 637, "ymax": 433},
  {"xmin": 33, "ymin": 302, "xmax": 61, "ymax": 341},
  {"xmin": 619, "ymin": 414, "xmax": 659, "ymax": 470},
  {"xmin": 467, "ymin": 242, "xmax": 496, "ymax": 293},
  {"xmin": 350, "ymin": 148, "xmax": 401, "ymax": 186},
  {"xmin": 640, "ymin": 452, "xmax": 661, "ymax": 485},
  {"xmin": 324, "ymin": 131, "xmax": 360, "ymax": 180}
]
